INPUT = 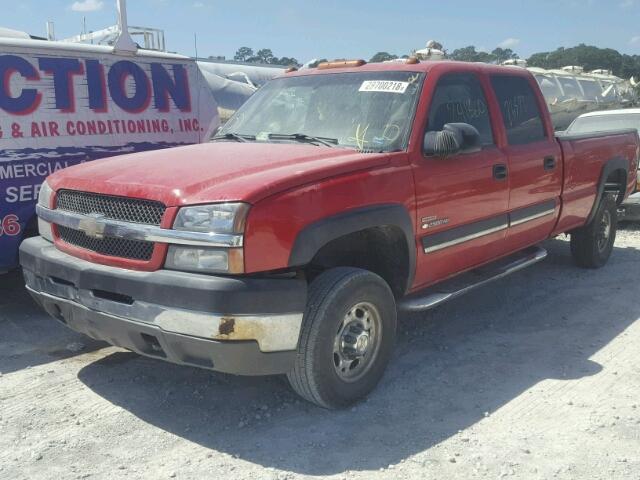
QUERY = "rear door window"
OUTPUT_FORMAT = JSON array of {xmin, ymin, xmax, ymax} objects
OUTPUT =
[
  {"xmin": 491, "ymin": 75, "xmax": 547, "ymax": 145},
  {"xmin": 427, "ymin": 73, "xmax": 494, "ymax": 146}
]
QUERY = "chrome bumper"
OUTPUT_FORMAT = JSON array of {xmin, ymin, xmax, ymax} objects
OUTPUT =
[{"xmin": 24, "ymin": 269, "xmax": 303, "ymax": 352}]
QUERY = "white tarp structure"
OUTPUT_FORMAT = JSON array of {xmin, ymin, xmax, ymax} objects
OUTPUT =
[
  {"xmin": 196, "ymin": 61, "xmax": 285, "ymax": 121},
  {"xmin": 514, "ymin": 64, "xmax": 638, "ymax": 130}
]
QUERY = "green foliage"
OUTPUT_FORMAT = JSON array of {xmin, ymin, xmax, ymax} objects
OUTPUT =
[
  {"xmin": 491, "ymin": 48, "xmax": 519, "ymax": 63},
  {"xmin": 369, "ymin": 52, "xmax": 398, "ymax": 63},
  {"xmin": 233, "ymin": 47, "xmax": 254, "ymax": 62},
  {"xmin": 448, "ymin": 46, "xmax": 494, "ymax": 63},
  {"xmin": 274, "ymin": 57, "xmax": 300, "ymax": 67},
  {"xmin": 256, "ymin": 49, "xmax": 274, "ymax": 63},
  {"xmin": 445, "ymin": 43, "xmax": 639, "ymax": 79},
  {"xmin": 233, "ymin": 46, "xmax": 300, "ymax": 67},
  {"xmin": 526, "ymin": 44, "xmax": 640, "ymax": 78}
]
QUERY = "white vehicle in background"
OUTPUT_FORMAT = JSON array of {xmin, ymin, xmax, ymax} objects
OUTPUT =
[{"xmin": 565, "ymin": 109, "xmax": 640, "ymax": 221}]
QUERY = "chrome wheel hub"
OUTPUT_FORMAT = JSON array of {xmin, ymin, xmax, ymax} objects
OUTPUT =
[{"xmin": 333, "ymin": 302, "xmax": 382, "ymax": 382}]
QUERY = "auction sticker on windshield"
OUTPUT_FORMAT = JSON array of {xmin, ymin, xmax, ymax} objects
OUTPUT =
[{"xmin": 359, "ymin": 80, "xmax": 409, "ymax": 94}]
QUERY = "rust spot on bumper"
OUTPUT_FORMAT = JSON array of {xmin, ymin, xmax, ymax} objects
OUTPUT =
[{"xmin": 218, "ymin": 317, "xmax": 236, "ymax": 336}]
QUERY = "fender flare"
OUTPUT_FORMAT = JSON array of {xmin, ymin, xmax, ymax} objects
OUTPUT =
[
  {"xmin": 288, "ymin": 204, "xmax": 416, "ymax": 293},
  {"xmin": 586, "ymin": 157, "xmax": 628, "ymax": 225}
]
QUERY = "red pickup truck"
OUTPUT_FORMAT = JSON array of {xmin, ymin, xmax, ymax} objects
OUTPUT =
[{"xmin": 20, "ymin": 60, "xmax": 639, "ymax": 408}]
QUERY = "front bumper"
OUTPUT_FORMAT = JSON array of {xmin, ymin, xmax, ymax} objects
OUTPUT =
[
  {"xmin": 20, "ymin": 237, "xmax": 307, "ymax": 375},
  {"xmin": 618, "ymin": 192, "xmax": 640, "ymax": 222}
]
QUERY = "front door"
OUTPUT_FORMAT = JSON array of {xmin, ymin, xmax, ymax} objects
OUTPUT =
[{"xmin": 411, "ymin": 71, "xmax": 510, "ymax": 289}]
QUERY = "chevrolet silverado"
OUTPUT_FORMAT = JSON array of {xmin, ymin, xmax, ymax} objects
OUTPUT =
[{"xmin": 20, "ymin": 59, "xmax": 639, "ymax": 408}]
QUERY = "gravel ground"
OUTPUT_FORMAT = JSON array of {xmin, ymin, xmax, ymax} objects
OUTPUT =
[{"xmin": 1, "ymin": 228, "xmax": 640, "ymax": 480}]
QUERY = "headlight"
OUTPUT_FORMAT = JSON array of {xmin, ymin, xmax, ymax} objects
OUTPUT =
[
  {"xmin": 168, "ymin": 203, "xmax": 249, "ymax": 274},
  {"xmin": 165, "ymin": 246, "xmax": 244, "ymax": 274},
  {"xmin": 38, "ymin": 180, "xmax": 53, "ymax": 208},
  {"xmin": 38, "ymin": 181, "xmax": 54, "ymax": 242},
  {"xmin": 173, "ymin": 203, "xmax": 249, "ymax": 234}
]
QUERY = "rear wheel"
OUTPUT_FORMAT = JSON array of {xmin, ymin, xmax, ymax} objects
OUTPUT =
[
  {"xmin": 570, "ymin": 195, "xmax": 617, "ymax": 268},
  {"xmin": 287, "ymin": 267, "xmax": 396, "ymax": 409}
]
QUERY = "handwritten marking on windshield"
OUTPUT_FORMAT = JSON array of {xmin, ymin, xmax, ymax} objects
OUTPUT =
[{"xmin": 348, "ymin": 124, "xmax": 370, "ymax": 150}]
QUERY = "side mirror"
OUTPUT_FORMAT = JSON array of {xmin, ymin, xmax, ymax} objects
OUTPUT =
[{"xmin": 423, "ymin": 123, "xmax": 482, "ymax": 157}]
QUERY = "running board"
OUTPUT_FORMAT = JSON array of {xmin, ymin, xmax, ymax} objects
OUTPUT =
[{"xmin": 398, "ymin": 245, "xmax": 548, "ymax": 312}]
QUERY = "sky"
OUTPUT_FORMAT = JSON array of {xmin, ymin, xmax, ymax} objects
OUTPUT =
[{"xmin": 2, "ymin": 0, "xmax": 640, "ymax": 62}]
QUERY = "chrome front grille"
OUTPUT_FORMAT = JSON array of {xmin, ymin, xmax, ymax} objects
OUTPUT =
[
  {"xmin": 56, "ymin": 190, "xmax": 165, "ymax": 225},
  {"xmin": 55, "ymin": 190, "xmax": 166, "ymax": 261}
]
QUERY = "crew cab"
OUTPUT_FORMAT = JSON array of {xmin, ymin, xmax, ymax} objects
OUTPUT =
[{"xmin": 20, "ymin": 60, "xmax": 639, "ymax": 408}]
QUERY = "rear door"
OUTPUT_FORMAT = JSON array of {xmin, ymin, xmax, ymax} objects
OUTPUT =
[
  {"xmin": 490, "ymin": 74, "xmax": 562, "ymax": 250},
  {"xmin": 411, "ymin": 71, "xmax": 510, "ymax": 288}
]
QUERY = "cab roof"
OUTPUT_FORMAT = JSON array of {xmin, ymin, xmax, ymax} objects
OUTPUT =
[{"xmin": 284, "ymin": 59, "xmax": 535, "ymax": 79}]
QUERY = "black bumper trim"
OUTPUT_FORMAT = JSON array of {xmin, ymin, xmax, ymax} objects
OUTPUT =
[
  {"xmin": 28, "ymin": 289, "xmax": 296, "ymax": 376},
  {"xmin": 20, "ymin": 236, "xmax": 307, "ymax": 315}
]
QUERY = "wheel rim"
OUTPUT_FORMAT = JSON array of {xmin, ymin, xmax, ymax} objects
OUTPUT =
[
  {"xmin": 332, "ymin": 302, "xmax": 382, "ymax": 383},
  {"xmin": 597, "ymin": 209, "xmax": 612, "ymax": 252}
]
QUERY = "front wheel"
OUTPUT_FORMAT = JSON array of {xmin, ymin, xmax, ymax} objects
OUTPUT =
[
  {"xmin": 570, "ymin": 195, "xmax": 617, "ymax": 268},
  {"xmin": 287, "ymin": 267, "xmax": 397, "ymax": 409}
]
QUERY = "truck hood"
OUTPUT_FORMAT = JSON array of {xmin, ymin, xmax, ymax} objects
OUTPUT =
[{"xmin": 47, "ymin": 142, "xmax": 390, "ymax": 206}]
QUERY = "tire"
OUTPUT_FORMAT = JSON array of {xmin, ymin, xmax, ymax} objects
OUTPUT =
[
  {"xmin": 570, "ymin": 194, "xmax": 617, "ymax": 268},
  {"xmin": 287, "ymin": 267, "xmax": 397, "ymax": 409}
]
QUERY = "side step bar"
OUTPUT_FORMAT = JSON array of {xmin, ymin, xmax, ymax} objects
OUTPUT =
[{"xmin": 398, "ymin": 245, "xmax": 548, "ymax": 312}]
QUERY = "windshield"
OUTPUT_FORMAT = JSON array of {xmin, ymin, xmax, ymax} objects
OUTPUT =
[
  {"xmin": 216, "ymin": 71, "xmax": 424, "ymax": 152},
  {"xmin": 567, "ymin": 113, "xmax": 640, "ymax": 134}
]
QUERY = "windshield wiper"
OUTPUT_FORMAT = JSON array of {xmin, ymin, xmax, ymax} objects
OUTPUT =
[
  {"xmin": 268, "ymin": 133, "xmax": 338, "ymax": 148},
  {"xmin": 211, "ymin": 132, "xmax": 256, "ymax": 143}
]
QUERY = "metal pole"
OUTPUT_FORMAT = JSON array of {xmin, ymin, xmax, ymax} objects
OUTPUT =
[
  {"xmin": 46, "ymin": 21, "xmax": 55, "ymax": 41},
  {"xmin": 114, "ymin": 0, "xmax": 137, "ymax": 53}
]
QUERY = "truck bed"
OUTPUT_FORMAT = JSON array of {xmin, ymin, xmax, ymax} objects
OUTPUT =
[{"xmin": 554, "ymin": 128, "xmax": 639, "ymax": 234}]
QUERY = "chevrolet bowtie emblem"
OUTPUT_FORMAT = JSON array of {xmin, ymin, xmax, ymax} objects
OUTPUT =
[{"xmin": 78, "ymin": 213, "xmax": 107, "ymax": 239}]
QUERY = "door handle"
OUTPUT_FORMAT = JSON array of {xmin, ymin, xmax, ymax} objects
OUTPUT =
[
  {"xmin": 544, "ymin": 156, "xmax": 556, "ymax": 171},
  {"xmin": 493, "ymin": 163, "xmax": 508, "ymax": 180}
]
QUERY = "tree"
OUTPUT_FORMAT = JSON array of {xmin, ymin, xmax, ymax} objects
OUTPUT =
[
  {"xmin": 526, "ymin": 44, "xmax": 638, "ymax": 77},
  {"xmin": 369, "ymin": 52, "xmax": 398, "ymax": 63},
  {"xmin": 234, "ymin": 47, "xmax": 253, "ymax": 62},
  {"xmin": 525, "ymin": 45, "xmax": 640, "ymax": 79},
  {"xmin": 255, "ymin": 48, "xmax": 274, "ymax": 64},
  {"xmin": 491, "ymin": 47, "xmax": 518, "ymax": 64},
  {"xmin": 448, "ymin": 46, "xmax": 493, "ymax": 63},
  {"xmin": 272, "ymin": 56, "xmax": 300, "ymax": 67}
]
